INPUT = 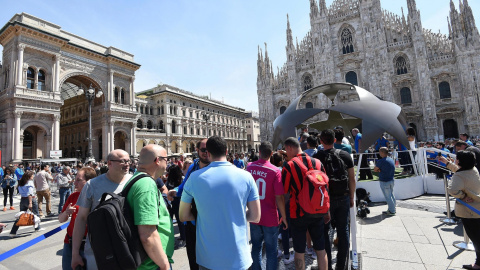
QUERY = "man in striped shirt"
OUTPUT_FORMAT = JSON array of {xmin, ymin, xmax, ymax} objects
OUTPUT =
[{"xmin": 282, "ymin": 137, "xmax": 328, "ymax": 270}]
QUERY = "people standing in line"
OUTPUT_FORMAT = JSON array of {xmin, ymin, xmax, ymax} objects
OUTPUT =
[
  {"xmin": 71, "ymin": 149, "xmax": 132, "ymax": 270},
  {"xmin": 168, "ymin": 138, "xmax": 209, "ymax": 270},
  {"xmin": 165, "ymin": 164, "xmax": 186, "ymax": 248},
  {"xmin": 352, "ymin": 128, "xmax": 373, "ymax": 180},
  {"xmin": 179, "ymin": 136, "xmax": 260, "ymax": 270},
  {"xmin": 445, "ymin": 151, "xmax": 480, "ymax": 270},
  {"xmin": 14, "ymin": 164, "xmax": 24, "ymax": 181},
  {"xmin": 374, "ymin": 147, "xmax": 396, "ymax": 215},
  {"xmin": 125, "ymin": 144, "xmax": 175, "ymax": 270},
  {"xmin": 10, "ymin": 171, "xmax": 41, "ymax": 237},
  {"xmin": 282, "ymin": 137, "xmax": 328, "ymax": 270},
  {"xmin": 2, "ymin": 167, "xmax": 17, "ymax": 211},
  {"xmin": 314, "ymin": 130, "xmax": 355, "ymax": 270},
  {"xmin": 460, "ymin": 133, "xmax": 474, "ymax": 146},
  {"xmin": 34, "ymin": 164, "xmax": 53, "ymax": 218},
  {"xmin": 247, "ymin": 142, "xmax": 288, "ymax": 270},
  {"xmin": 304, "ymin": 136, "xmax": 318, "ymax": 157},
  {"xmin": 57, "ymin": 166, "xmax": 73, "ymax": 214},
  {"xmin": 234, "ymin": 153, "xmax": 246, "ymax": 169},
  {"xmin": 455, "ymin": 141, "xmax": 480, "ymax": 172},
  {"xmin": 333, "ymin": 128, "xmax": 352, "ymax": 154},
  {"xmin": 58, "ymin": 167, "xmax": 96, "ymax": 270}
]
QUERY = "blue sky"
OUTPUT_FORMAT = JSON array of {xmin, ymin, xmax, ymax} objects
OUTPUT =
[{"xmin": 1, "ymin": 0, "xmax": 478, "ymax": 112}]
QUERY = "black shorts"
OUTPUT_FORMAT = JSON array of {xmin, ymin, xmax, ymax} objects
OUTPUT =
[{"xmin": 290, "ymin": 215, "xmax": 325, "ymax": 253}]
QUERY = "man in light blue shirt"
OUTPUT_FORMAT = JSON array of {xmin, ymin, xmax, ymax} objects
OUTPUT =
[
  {"xmin": 15, "ymin": 164, "xmax": 24, "ymax": 180},
  {"xmin": 179, "ymin": 136, "xmax": 261, "ymax": 270}
]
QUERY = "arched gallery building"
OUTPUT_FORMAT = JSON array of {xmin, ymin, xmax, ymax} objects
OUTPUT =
[{"xmin": 0, "ymin": 13, "xmax": 248, "ymax": 165}]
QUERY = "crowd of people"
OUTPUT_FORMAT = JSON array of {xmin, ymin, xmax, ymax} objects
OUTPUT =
[{"xmin": 0, "ymin": 127, "xmax": 479, "ymax": 270}]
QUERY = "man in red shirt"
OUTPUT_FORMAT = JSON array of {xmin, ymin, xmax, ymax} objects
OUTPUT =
[
  {"xmin": 247, "ymin": 142, "xmax": 288, "ymax": 270},
  {"xmin": 282, "ymin": 137, "xmax": 328, "ymax": 270}
]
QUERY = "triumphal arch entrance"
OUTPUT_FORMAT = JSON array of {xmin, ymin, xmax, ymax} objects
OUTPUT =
[{"xmin": 0, "ymin": 13, "xmax": 140, "ymax": 164}]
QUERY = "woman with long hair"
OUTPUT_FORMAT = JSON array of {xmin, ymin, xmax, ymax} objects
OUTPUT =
[
  {"xmin": 10, "ymin": 170, "xmax": 41, "ymax": 237},
  {"xmin": 166, "ymin": 164, "xmax": 186, "ymax": 248},
  {"xmin": 2, "ymin": 167, "xmax": 17, "ymax": 211},
  {"xmin": 182, "ymin": 158, "xmax": 193, "ymax": 176},
  {"xmin": 447, "ymin": 151, "xmax": 480, "ymax": 270}
]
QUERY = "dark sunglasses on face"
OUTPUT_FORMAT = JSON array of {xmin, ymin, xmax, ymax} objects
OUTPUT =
[{"xmin": 199, "ymin": 148, "xmax": 207, "ymax": 153}]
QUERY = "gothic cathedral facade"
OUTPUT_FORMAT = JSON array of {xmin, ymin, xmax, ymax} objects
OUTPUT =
[{"xmin": 257, "ymin": 0, "xmax": 480, "ymax": 142}]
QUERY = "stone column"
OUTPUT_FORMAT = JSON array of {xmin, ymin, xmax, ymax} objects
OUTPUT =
[
  {"xmin": 131, "ymin": 125, "xmax": 137, "ymax": 156},
  {"xmin": 6, "ymin": 112, "xmax": 14, "ymax": 162},
  {"xmin": 109, "ymin": 120, "xmax": 115, "ymax": 152},
  {"xmin": 54, "ymin": 54, "xmax": 61, "ymax": 92},
  {"xmin": 109, "ymin": 71, "xmax": 114, "ymax": 102},
  {"xmin": 130, "ymin": 77, "xmax": 135, "ymax": 106},
  {"xmin": 13, "ymin": 111, "xmax": 23, "ymax": 161},
  {"xmin": 16, "ymin": 44, "xmax": 25, "ymax": 86},
  {"xmin": 53, "ymin": 114, "xmax": 61, "ymax": 151},
  {"xmin": 102, "ymin": 124, "xmax": 109, "ymax": 158},
  {"xmin": 9, "ymin": 49, "xmax": 15, "ymax": 88}
]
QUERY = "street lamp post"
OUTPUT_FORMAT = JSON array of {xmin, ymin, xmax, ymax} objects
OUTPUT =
[
  {"xmin": 77, "ymin": 84, "xmax": 103, "ymax": 163},
  {"xmin": 202, "ymin": 112, "xmax": 210, "ymax": 137}
]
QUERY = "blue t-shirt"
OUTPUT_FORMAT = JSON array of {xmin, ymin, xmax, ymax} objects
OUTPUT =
[
  {"xmin": 354, "ymin": 133, "xmax": 362, "ymax": 152},
  {"xmin": 304, "ymin": 148, "xmax": 317, "ymax": 157},
  {"xmin": 466, "ymin": 140, "xmax": 474, "ymax": 146},
  {"xmin": 181, "ymin": 161, "xmax": 259, "ymax": 270},
  {"xmin": 334, "ymin": 143, "xmax": 352, "ymax": 154},
  {"xmin": 376, "ymin": 157, "xmax": 395, "ymax": 182},
  {"xmin": 15, "ymin": 168, "xmax": 24, "ymax": 180},
  {"xmin": 375, "ymin": 137, "xmax": 389, "ymax": 151},
  {"xmin": 0, "ymin": 167, "xmax": 3, "ymax": 180},
  {"xmin": 233, "ymin": 159, "xmax": 245, "ymax": 169}
]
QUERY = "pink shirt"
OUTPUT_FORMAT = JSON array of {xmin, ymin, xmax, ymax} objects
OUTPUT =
[{"xmin": 247, "ymin": 159, "xmax": 283, "ymax": 227}]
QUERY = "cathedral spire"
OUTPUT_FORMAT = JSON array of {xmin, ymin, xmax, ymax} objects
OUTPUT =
[
  {"xmin": 401, "ymin": 7, "xmax": 406, "ymax": 26},
  {"xmin": 319, "ymin": 0, "xmax": 327, "ymax": 15},
  {"xmin": 286, "ymin": 14, "xmax": 294, "ymax": 49},
  {"xmin": 310, "ymin": 0, "xmax": 319, "ymax": 20},
  {"xmin": 406, "ymin": 0, "xmax": 417, "ymax": 16}
]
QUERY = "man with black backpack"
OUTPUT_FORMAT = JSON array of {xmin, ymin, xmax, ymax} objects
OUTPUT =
[
  {"xmin": 282, "ymin": 137, "xmax": 328, "ymax": 270},
  {"xmin": 71, "ymin": 149, "xmax": 132, "ymax": 270},
  {"xmin": 313, "ymin": 129, "xmax": 356, "ymax": 270}
]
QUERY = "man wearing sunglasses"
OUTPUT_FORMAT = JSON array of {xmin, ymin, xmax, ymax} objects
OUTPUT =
[
  {"xmin": 124, "ymin": 144, "xmax": 175, "ymax": 270},
  {"xmin": 71, "ymin": 149, "xmax": 132, "ymax": 270},
  {"xmin": 167, "ymin": 138, "xmax": 209, "ymax": 270}
]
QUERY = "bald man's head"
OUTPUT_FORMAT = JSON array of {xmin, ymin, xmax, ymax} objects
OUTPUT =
[
  {"xmin": 107, "ymin": 149, "xmax": 129, "ymax": 162},
  {"xmin": 138, "ymin": 144, "xmax": 166, "ymax": 165}
]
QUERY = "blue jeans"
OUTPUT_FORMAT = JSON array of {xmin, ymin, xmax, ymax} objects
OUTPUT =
[
  {"xmin": 62, "ymin": 243, "xmax": 85, "ymax": 270},
  {"xmin": 58, "ymin": 187, "xmax": 71, "ymax": 214},
  {"xmin": 250, "ymin": 224, "xmax": 279, "ymax": 270},
  {"xmin": 325, "ymin": 195, "xmax": 350, "ymax": 270},
  {"xmin": 380, "ymin": 180, "xmax": 396, "ymax": 213}
]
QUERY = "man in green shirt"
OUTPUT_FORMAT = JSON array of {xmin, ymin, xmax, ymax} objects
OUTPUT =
[{"xmin": 126, "ymin": 144, "xmax": 175, "ymax": 270}]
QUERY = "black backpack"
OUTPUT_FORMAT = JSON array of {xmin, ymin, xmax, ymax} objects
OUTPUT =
[
  {"xmin": 315, "ymin": 149, "xmax": 349, "ymax": 197},
  {"xmin": 87, "ymin": 173, "xmax": 150, "ymax": 270}
]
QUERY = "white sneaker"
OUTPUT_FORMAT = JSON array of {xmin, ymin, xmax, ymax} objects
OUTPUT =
[
  {"xmin": 283, "ymin": 252, "xmax": 294, "ymax": 264},
  {"xmin": 9, "ymin": 233, "xmax": 16, "ymax": 238}
]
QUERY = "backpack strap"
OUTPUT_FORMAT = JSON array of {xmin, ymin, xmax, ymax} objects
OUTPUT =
[{"xmin": 121, "ymin": 173, "xmax": 152, "ymax": 197}]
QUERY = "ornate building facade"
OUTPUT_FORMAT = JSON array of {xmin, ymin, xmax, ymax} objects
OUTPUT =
[
  {"xmin": 257, "ymin": 0, "xmax": 480, "ymax": 142},
  {"xmin": 134, "ymin": 84, "xmax": 248, "ymax": 155},
  {"xmin": 245, "ymin": 112, "xmax": 261, "ymax": 152},
  {"xmin": 0, "ymin": 13, "xmax": 247, "ymax": 165}
]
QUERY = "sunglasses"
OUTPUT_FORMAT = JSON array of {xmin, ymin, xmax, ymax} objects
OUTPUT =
[{"xmin": 199, "ymin": 148, "xmax": 208, "ymax": 153}]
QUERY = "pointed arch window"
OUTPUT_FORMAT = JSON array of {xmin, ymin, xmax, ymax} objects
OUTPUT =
[
  {"xmin": 439, "ymin": 81, "xmax": 451, "ymax": 99},
  {"xmin": 303, "ymin": 75, "xmax": 313, "ymax": 91},
  {"xmin": 137, "ymin": 119, "xmax": 143, "ymax": 129},
  {"xmin": 400, "ymin": 87, "xmax": 412, "ymax": 104},
  {"xmin": 395, "ymin": 56, "xmax": 408, "ymax": 75},
  {"xmin": 341, "ymin": 28, "xmax": 354, "ymax": 54},
  {"xmin": 27, "ymin": 67, "xmax": 35, "ymax": 89},
  {"xmin": 306, "ymin": 102, "xmax": 313, "ymax": 109},
  {"xmin": 38, "ymin": 70, "xmax": 46, "ymax": 91},
  {"xmin": 345, "ymin": 71, "xmax": 358, "ymax": 86},
  {"xmin": 280, "ymin": 106, "xmax": 287, "ymax": 115},
  {"xmin": 147, "ymin": 120, "xmax": 153, "ymax": 129}
]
